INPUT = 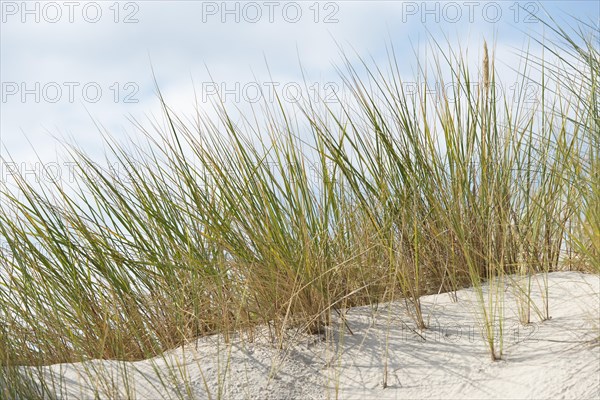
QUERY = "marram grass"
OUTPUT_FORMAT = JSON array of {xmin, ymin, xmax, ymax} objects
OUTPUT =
[{"xmin": 1, "ymin": 17, "xmax": 598, "ymax": 398}]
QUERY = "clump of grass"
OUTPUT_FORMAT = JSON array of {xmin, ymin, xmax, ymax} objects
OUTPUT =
[
  {"xmin": 538, "ymin": 17, "xmax": 600, "ymax": 272},
  {"xmin": 1, "ymin": 16, "xmax": 598, "ymax": 396},
  {"xmin": 310, "ymin": 35, "xmax": 574, "ymax": 359}
]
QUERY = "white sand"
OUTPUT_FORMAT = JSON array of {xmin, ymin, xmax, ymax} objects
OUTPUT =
[{"xmin": 26, "ymin": 272, "xmax": 600, "ymax": 399}]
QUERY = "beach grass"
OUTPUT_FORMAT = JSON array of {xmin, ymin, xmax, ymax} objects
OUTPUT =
[{"xmin": 1, "ymin": 15, "xmax": 598, "ymax": 398}]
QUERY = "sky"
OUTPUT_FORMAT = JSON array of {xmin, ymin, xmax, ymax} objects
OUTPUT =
[{"xmin": 1, "ymin": 0, "xmax": 599, "ymax": 185}]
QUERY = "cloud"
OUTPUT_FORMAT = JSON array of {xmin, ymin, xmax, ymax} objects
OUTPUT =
[{"xmin": 1, "ymin": 1, "xmax": 597, "ymax": 163}]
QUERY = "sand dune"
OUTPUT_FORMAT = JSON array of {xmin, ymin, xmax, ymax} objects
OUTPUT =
[{"xmin": 29, "ymin": 272, "xmax": 599, "ymax": 399}]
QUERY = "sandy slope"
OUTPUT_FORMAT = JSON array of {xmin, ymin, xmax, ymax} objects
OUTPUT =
[{"xmin": 28, "ymin": 272, "xmax": 600, "ymax": 399}]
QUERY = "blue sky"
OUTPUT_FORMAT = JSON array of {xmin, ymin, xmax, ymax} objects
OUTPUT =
[{"xmin": 1, "ymin": 0, "xmax": 598, "ymax": 175}]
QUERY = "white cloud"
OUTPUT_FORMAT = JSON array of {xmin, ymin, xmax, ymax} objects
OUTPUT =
[{"xmin": 1, "ymin": 1, "xmax": 597, "ymax": 165}]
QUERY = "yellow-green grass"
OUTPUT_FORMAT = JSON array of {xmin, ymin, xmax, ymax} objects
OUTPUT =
[{"xmin": 1, "ymin": 15, "xmax": 597, "ymax": 398}]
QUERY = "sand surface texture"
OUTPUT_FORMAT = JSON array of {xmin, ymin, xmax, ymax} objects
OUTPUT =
[{"xmin": 28, "ymin": 272, "xmax": 600, "ymax": 399}]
